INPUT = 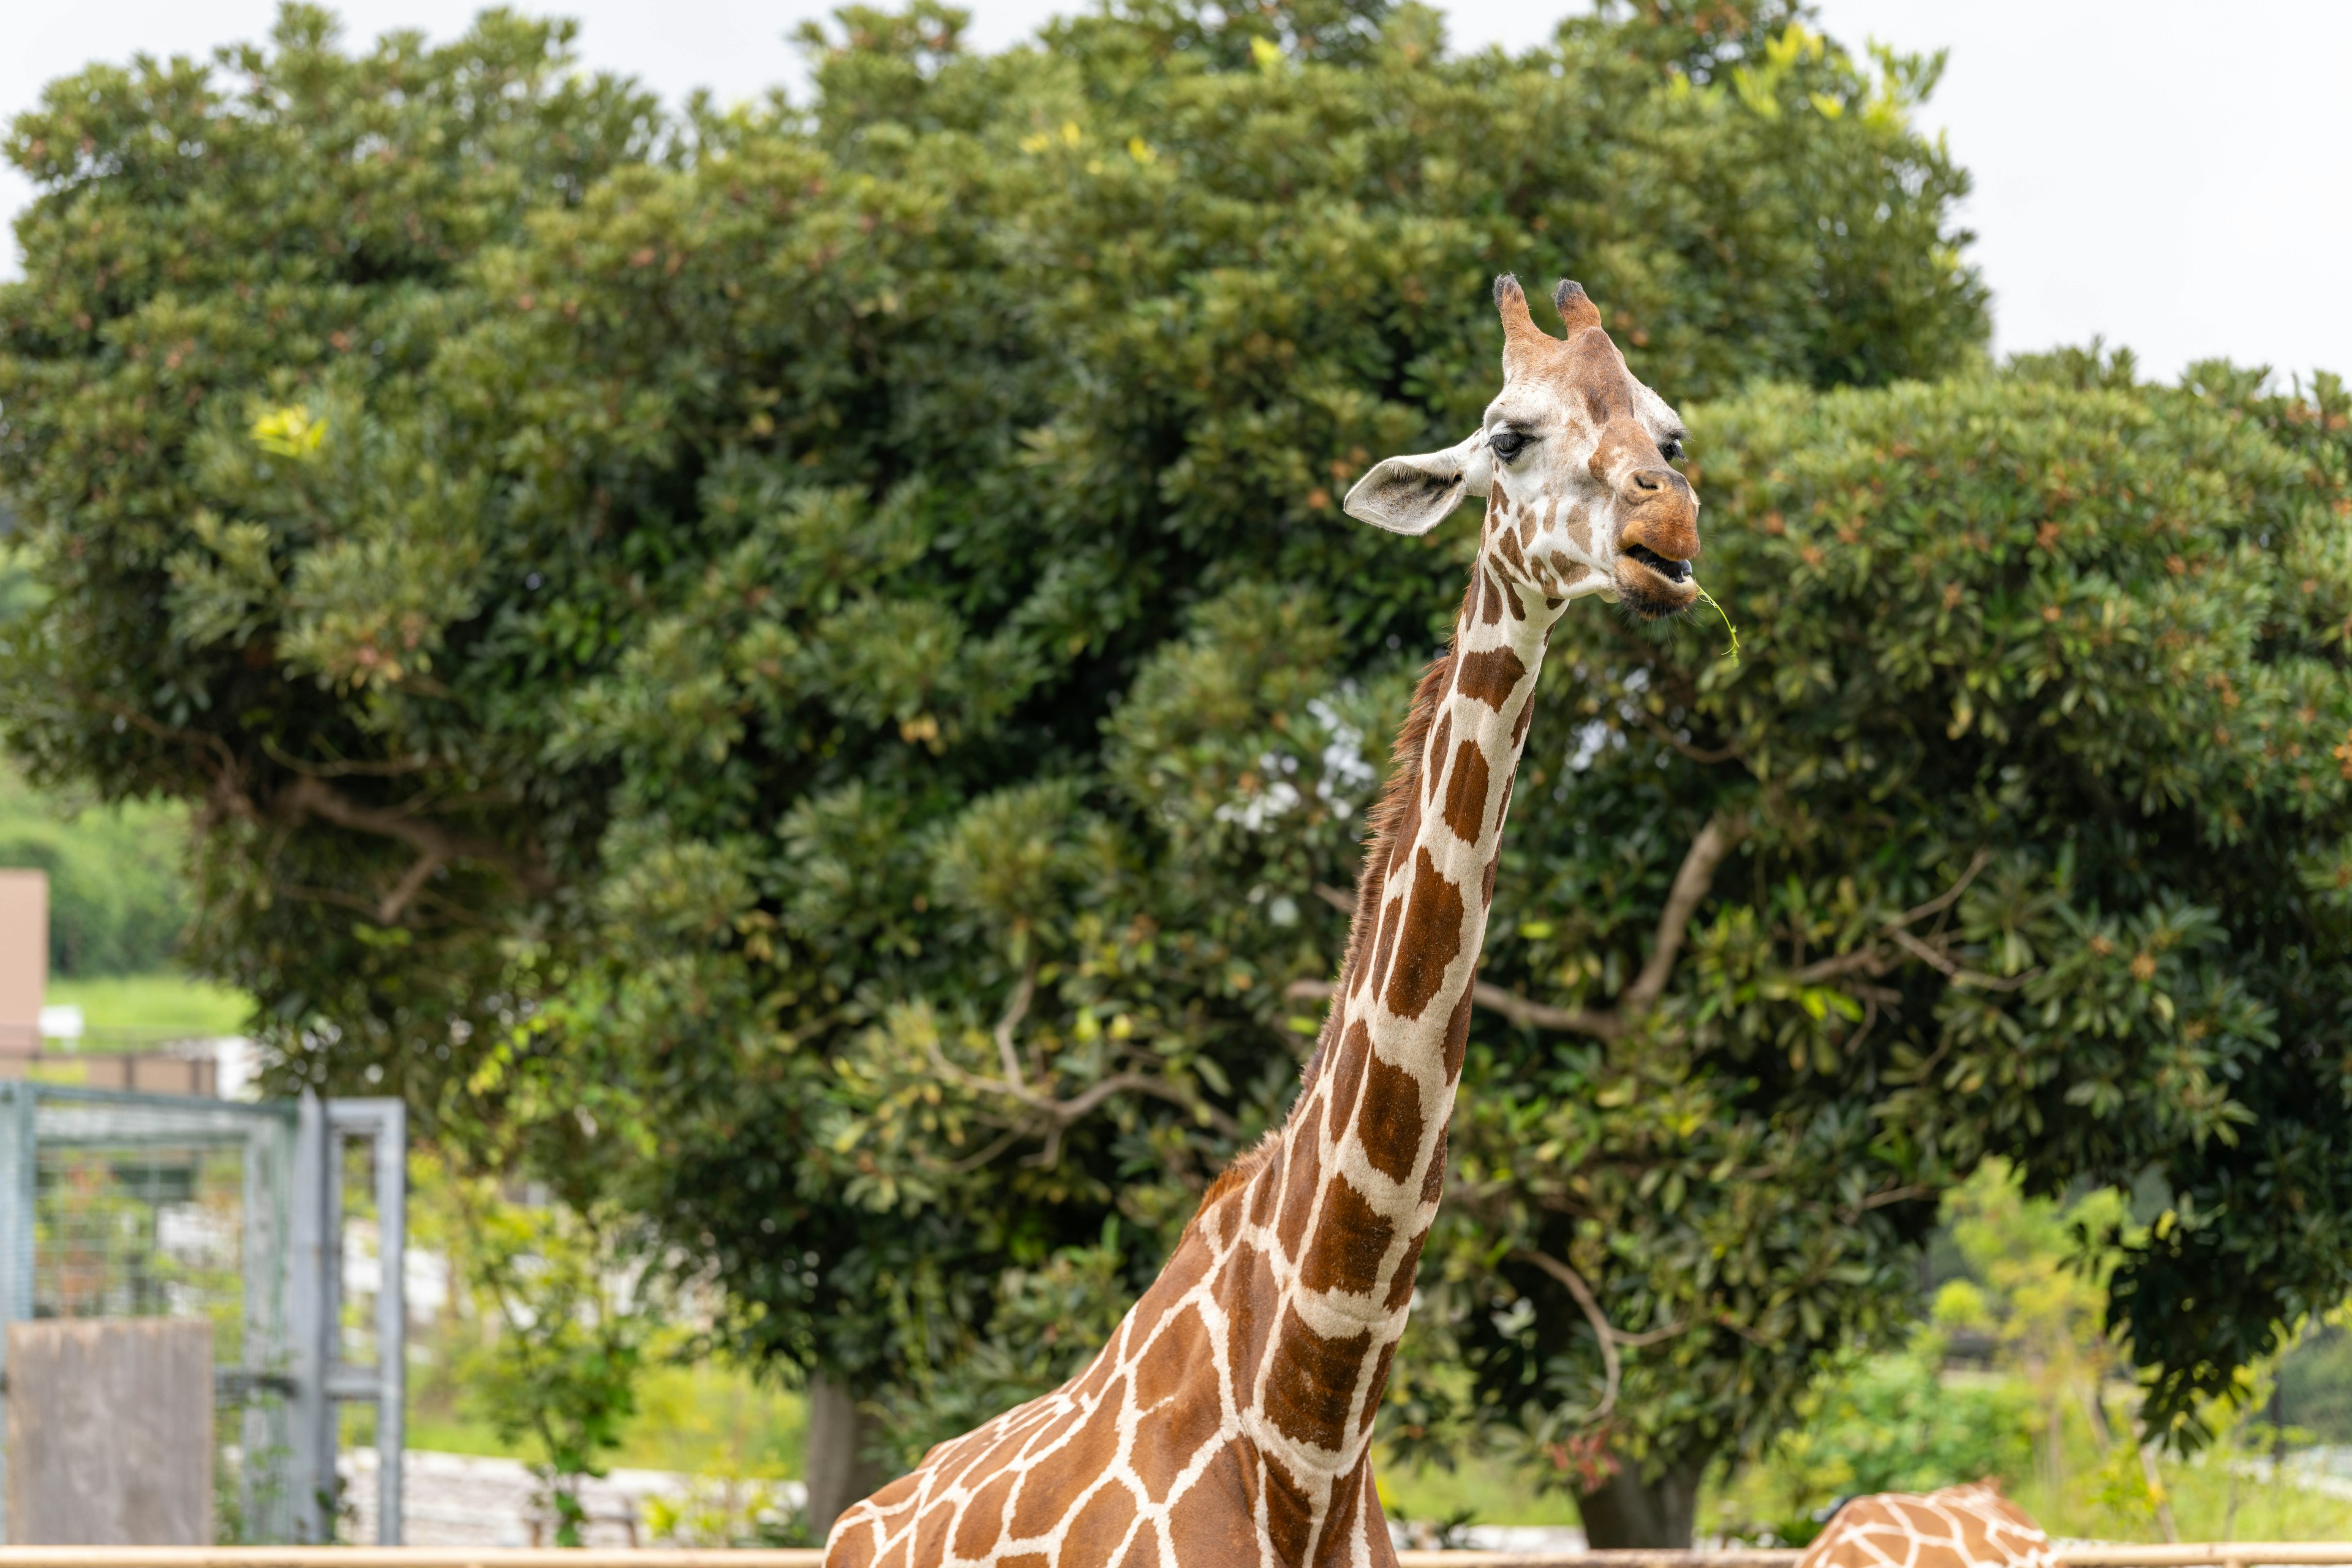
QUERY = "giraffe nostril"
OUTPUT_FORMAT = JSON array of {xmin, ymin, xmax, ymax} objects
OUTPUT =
[{"xmin": 1629, "ymin": 467, "xmax": 1673, "ymax": 494}]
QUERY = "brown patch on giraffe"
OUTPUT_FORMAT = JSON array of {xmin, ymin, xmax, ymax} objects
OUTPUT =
[
  {"xmin": 1061, "ymin": 1480, "xmax": 1140, "ymax": 1568},
  {"xmin": 1165, "ymin": 1444, "xmax": 1262, "ymax": 1566},
  {"xmin": 1385, "ymin": 785, "xmax": 1421, "ymax": 875},
  {"xmin": 1068, "ymin": 1340, "xmax": 1122, "ymax": 1403},
  {"xmin": 1382, "ymin": 1231, "xmax": 1430, "ymax": 1311},
  {"xmin": 1002, "ymin": 1556, "xmax": 1052, "ymax": 1568},
  {"xmin": 1316, "ymin": 1458, "xmax": 1365, "ymax": 1567},
  {"xmin": 1126, "ymin": 1230, "xmax": 1213, "ymax": 1342},
  {"xmin": 1441, "ymin": 737, "xmax": 1491, "ymax": 845},
  {"xmin": 1355, "ymin": 1052, "xmax": 1425, "ymax": 1184},
  {"xmin": 1306, "ymin": 647, "xmax": 1454, "ymax": 1091},
  {"xmin": 952, "ymin": 1468, "xmax": 1019, "ymax": 1559},
  {"xmin": 1263, "ymin": 1305, "xmax": 1374, "ymax": 1452},
  {"xmin": 1361, "ymin": 1340, "xmax": 1401, "ymax": 1423},
  {"xmin": 1012, "ymin": 1400, "xmax": 1084, "ymax": 1465},
  {"xmin": 1454, "ymin": 646, "xmax": 1527, "ymax": 709},
  {"xmin": 1114, "ymin": 1536, "xmax": 1162, "ymax": 1568},
  {"xmin": 1419, "ymin": 1125, "xmax": 1450, "ymax": 1205},
  {"xmin": 1276, "ymin": 1130, "xmax": 1322, "ymax": 1256},
  {"xmin": 1248, "ymin": 1142, "xmax": 1284, "ymax": 1227},
  {"xmin": 1298, "ymin": 1174, "xmax": 1395, "ymax": 1296},
  {"xmin": 1478, "ymin": 568, "xmax": 1504, "ymax": 625},
  {"xmin": 1383, "ymin": 849, "xmax": 1465, "ymax": 1020},
  {"xmin": 1006, "ymin": 1396, "xmax": 1109, "ymax": 1537},
  {"xmin": 1494, "ymin": 526, "xmax": 1527, "ymax": 576},
  {"xmin": 1422, "ymin": 710, "xmax": 1451, "ymax": 802},
  {"xmin": 1365, "ymin": 891, "xmax": 1400, "ymax": 998},
  {"xmin": 1132, "ymin": 1333, "xmax": 1221, "ymax": 1502},
  {"xmin": 1262, "ymin": 1452, "xmax": 1319, "ymax": 1563},
  {"xmin": 908, "ymin": 1499, "xmax": 958, "ymax": 1568},
  {"xmin": 1217, "ymin": 1239, "xmax": 1279, "ymax": 1398},
  {"xmin": 1323, "ymin": 1020, "xmax": 1370, "ymax": 1141},
  {"xmin": 1439, "ymin": 989, "xmax": 1474, "ymax": 1085}
]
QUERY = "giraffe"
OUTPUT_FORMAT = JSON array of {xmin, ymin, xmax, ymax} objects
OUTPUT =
[
  {"xmin": 1798, "ymin": 1483, "xmax": 2058, "ymax": 1568},
  {"xmin": 825, "ymin": 273, "xmax": 1703, "ymax": 1568}
]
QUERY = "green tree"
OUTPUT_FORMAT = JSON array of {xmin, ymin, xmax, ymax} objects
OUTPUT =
[
  {"xmin": 1367, "ymin": 358, "xmax": 2352, "ymax": 1539},
  {"xmin": 0, "ymin": 0, "xmax": 2018, "ymax": 1536}
]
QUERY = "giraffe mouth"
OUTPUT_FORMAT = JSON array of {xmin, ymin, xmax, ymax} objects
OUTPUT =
[{"xmin": 1624, "ymin": 543, "xmax": 1692, "ymax": 585}]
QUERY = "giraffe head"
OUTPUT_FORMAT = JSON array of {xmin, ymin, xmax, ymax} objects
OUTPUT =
[{"xmin": 1343, "ymin": 273, "xmax": 1701, "ymax": 617}]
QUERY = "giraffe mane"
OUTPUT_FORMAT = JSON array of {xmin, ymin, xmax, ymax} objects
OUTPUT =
[{"xmin": 1185, "ymin": 578, "xmax": 1475, "ymax": 1231}]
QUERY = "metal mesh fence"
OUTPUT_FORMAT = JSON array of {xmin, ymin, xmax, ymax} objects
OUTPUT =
[{"xmin": 0, "ymin": 1086, "xmax": 300, "ymax": 1543}]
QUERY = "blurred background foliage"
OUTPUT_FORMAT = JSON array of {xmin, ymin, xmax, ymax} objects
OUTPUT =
[{"xmin": 1, "ymin": 0, "xmax": 2348, "ymax": 1545}]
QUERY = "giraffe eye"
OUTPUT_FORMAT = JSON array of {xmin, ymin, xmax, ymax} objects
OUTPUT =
[
  {"xmin": 1489, "ymin": 429, "xmax": 1528, "ymax": 462},
  {"xmin": 1659, "ymin": 437, "xmax": 1684, "ymax": 463}
]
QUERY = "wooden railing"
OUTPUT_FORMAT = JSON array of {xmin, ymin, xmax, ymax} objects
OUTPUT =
[{"xmin": 0, "ymin": 1547, "xmax": 2349, "ymax": 1567}]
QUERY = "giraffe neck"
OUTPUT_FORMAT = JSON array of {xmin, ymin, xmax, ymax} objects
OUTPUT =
[{"xmin": 1237, "ymin": 550, "xmax": 1561, "ymax": 1554}]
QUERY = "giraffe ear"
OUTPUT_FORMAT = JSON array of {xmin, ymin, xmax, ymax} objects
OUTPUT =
[{"xmin": 1342, "ymin": 430, "xmax": 1491, "ymax": 535}]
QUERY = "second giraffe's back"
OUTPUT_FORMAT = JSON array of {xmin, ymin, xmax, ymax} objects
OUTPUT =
[{"xmin": 1798, "ymin": 1482, "xmax": 2057, "ymax": 1568}]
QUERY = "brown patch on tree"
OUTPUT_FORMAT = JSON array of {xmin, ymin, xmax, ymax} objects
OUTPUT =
[
  {"xmin": 1454, "ymin": 646, "xmax": 1527, "ymax": 709},
  {"xmin": 1355, "ymin": 1052, "xmax": 1424, "ymax": 1183},
  {"xmin": 1298, "ymin": 1175, "xmax": 1395, "ymax": 1297},
  {"xmin": 1383, "ymin": 850, "xmax": 1465, "ymax": 1020},
  {"xmin": 1441, "ymin": 737, "xmax": 1491, "ymax": 845}
]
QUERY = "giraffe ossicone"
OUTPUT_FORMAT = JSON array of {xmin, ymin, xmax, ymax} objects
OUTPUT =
[{"xmin": 826, "ymin": 273, "xmax": 1703, "ymax": 1568}]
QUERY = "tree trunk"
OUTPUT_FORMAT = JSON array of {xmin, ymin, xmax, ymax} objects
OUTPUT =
[
  {"xmin": 1575, "ymin": 1452, "xmax": 1710, "ymax": 1548},
  {"xmin": 803, "ymin": 1373, "xmax": 888, "ymax": 1544}
]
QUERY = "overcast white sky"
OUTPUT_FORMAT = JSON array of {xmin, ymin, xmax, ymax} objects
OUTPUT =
[{"xmin": 5, "ymin": 1, "xmax": 2349, "ymax": 383}]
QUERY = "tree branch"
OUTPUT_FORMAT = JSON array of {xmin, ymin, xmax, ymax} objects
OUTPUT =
[
  {"xmin": 279, "ymin": 775, "xmax": 547, "ymax": 893},
  {"xmin": 1513, "ymin": 1247, "xmax": 1686, "ymax": 1425},
  {"xmin": 993, "ymin": 960, "xmax": 1036, "ymax": 1093},
  {"xmin": 262, "ymin": 736, "xmax": 438, "ymax": 778},
  {"xmin": 1472, "ymin": 982, "xmax": 1623, "ymax": 1039},
  {"xmin": 1621, "ymin": 813, "xmax": 1742, "ymax": 1017}
]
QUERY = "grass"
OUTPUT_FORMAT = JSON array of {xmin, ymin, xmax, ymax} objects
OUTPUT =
[
  {"xmin": 389, "ymin": 1352, "xmax": 807, "ymax": 1479},
  {"xmin": 45, "ymin": 970, "xmax": 254, "ymax": 1048},
  {"xmin": 1376, "ymin": 1450, "xmax": 1583, "ymax": 1529},
  {"xmin": 2012, "ymin": 1447, "xmax": 2352, "ymax": 1542}
]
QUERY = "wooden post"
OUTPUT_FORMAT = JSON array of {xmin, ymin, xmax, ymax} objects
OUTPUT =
[{"xmin": 3, "ymin": 1319, "xmax": 213, "ymax": 1544}]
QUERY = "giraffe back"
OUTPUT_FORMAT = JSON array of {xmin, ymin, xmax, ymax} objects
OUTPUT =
[{"xmin": 1797, "ymin": 1482, "xmax": 2056, "ymax": 1568}]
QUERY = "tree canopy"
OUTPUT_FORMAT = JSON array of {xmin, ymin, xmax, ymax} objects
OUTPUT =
[{"xmin": 10, "ymin": 0, "xmax": 2345, "ymax": 1547}]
